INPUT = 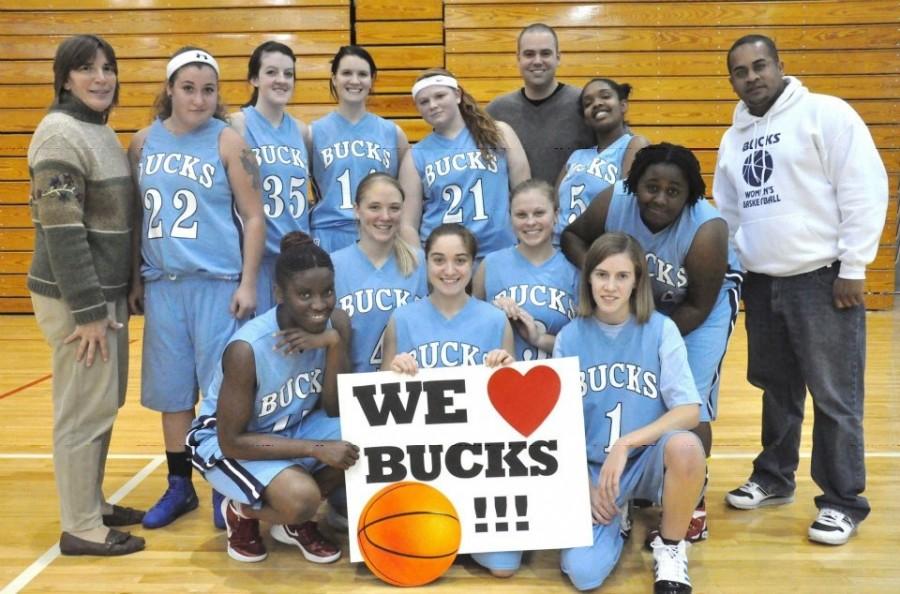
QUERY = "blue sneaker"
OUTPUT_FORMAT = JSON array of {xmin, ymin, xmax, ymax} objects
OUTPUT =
[
  {"xmin": 212, "ymin": 489, "xmax": 225, "ymax": 530},
  {"xmin": 142, "ymin": 475, "xmax": 199, "ymax": 529}
]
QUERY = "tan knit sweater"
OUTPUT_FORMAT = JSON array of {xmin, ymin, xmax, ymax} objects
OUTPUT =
[{"xmin": 27, "ymin": 98, "xmax": 135, "ymax": 324}]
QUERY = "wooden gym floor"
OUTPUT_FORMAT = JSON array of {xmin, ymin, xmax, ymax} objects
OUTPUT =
[{"xmin": 0, "ymin": 310, "xmax": 897, "ymax": 593}]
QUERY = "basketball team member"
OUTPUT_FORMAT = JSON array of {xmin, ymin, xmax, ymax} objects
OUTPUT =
[
  {"xmin": 714, "ymin": 35, "xmax": 887, "ymax": 545},
  {"xmin": 563, "ymin": 143, "xmax": 742, "ymax": 543},
  {"xmin": 557, "ymin": 232, "xmax": 703, "ymax": 593},
  {"xmin": 230, "ymin": 41, "xmax": 312, "ymax": 314},
  {"xmin": 333, "ymin": 172, "xmax": 427, "ymax": 373},
  {"xmin": 555, "ymin": 78, "xmax": 648, "ymax": 244},
  {"xmin": 310, "ymin": 45, "xmax": 408, "ymax": 252},
  {"xmin": 28, "ymin": 34, "xmax": 144, "ymax": 556},
  {"xmin": 486, "ymin": 23, "xmax": 594, "ymax": 184},
  {"xmin": 473, "ymin": 179, "xmax": 579, "ymax": 362},
  {"xmin": 399, "ymin": 68, "xmax": 530, "ymax": 259},
  {"xmin": 129, "ymin": 47, "xmax": 265, "ymax": 529},
  {"xmin": 188, "ymin": 232, "xmax": 359, "ymax": 563},
  {"xmin": 381, "ymin": 223, "xmax": 514, "ymax": 374}
]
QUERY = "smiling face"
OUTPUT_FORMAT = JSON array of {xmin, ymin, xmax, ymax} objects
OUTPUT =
[
  {"xmin": 414, "ymin": 84, "xmax": 462, "ymax": 131},
  {"xmin": 510, "ymin": 187, "xmax": 556, "ymax": 249},
  {"xmin": 635, "ymin": 162, "xmax": 690, "ymax": 232},
  {"xmin": 168, "ymin": 64, "xmax": 218, "ymax": 130},
  {"xmin": 332, "ymin": 54, "xmax": 372, "ymax": 105},
  {"xmin": 581, "ymin": 80, "xmax": 626, "ymax": 134},
  {"xmin": 64, "ymin": 47, "xmax": 117, "ymax": 113},
  {"xmin": 728, "ymin": 40, "xmax": 786, "ymax": 116},
  {"xmin": 356, "ymin": 179, "xmax": 403, "ymax": 244},
  {"xmin": 276, "ymin": 266, "xmax": 336, "ymax": 334},
  {"xmin": 427, "ymin": 234, "xmax": 473, "ymax": 298},
  {"xmin": 252, "ymin": 50, "xmax": 295, "ymax": 108},
  {"xmin": 517, "ymin": 30, "xmax": 560, "ymax": 93},
  {"xmin": 589, "ymin": 252, "xmax": 636, "ymax": 324}
]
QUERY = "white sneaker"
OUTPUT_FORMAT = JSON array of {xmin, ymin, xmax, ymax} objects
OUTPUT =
[
  {"xmin": 808, "ymin": 508, "xmax": 857, "ymax": 545},
  {"xmin": 650, "ymin": 535, "xmax": 692, "ymax": 593},
  {"xmin": 725, "ymin": 481, "xmax": 794, "ymax": 510}
]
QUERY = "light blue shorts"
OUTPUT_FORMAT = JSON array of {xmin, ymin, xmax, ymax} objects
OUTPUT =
[
  {"xmin": 141, "ymin": 277, "xmax": 238, "ymax": 412},
  {"xmin": 561, "ymin": 431, "xmax": 700, "ymax": 591},
  {"xmin": 683, "ymin": 287, "xmax": 739, "ymax": 421},
  {"xmin": 312, "ymin": 225, "xmax": 357, "ymax": 254},
  {"xmin": 198, "ymin": 409, "xmax": 341, "ymax": 508}
]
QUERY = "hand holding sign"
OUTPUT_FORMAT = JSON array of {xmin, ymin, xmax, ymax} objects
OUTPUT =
[{"xmin": 487, "ymin": 365, "xmax": 561, "ymax": 437}]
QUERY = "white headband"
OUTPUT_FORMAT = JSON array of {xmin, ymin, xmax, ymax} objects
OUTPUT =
[
  {"xmin": 166, "ymin": 50, "xmax": 220, "ymax": 80},
  {"xmin": 411, "ymin": 75, "xmax": 459, "ymax": 99}
]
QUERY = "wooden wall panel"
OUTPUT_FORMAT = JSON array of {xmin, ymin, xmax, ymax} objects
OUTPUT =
[
  {"xmin": 444, "ymin": 0, "xmax": 898, "ymax": 308},
  {"xmin": 0, "ymin": 1, "xmax": 351, "ymax": 313},
  {"xmin": 1, "ymin": 1, "xmax": 896, "ymax": 310}
]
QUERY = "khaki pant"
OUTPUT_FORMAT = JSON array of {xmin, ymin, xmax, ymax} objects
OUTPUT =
[{"xmin": 31, "ymin": 293, "xmax": 129, "ymax": 532}]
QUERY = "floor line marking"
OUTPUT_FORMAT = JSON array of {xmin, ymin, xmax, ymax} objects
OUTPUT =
[
  {"xmin": 0, "ymin": 453, "xmax": 160, "ymax": 460},
  {"xmin": 0, "ymin": 374, "xmax": 52, "ymax": 400},
  {"xmin": 0, "ymin": 455, "xmax": 164, "ymax": 594}
]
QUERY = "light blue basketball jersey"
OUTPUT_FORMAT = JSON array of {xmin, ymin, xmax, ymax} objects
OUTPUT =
[
  {"xmin": 556, "ymin": 133, "xmax": 632, "ymax": 243},
  {"xmin": 310, "ymin": 112, "xmax": 398, "ymax": 236},
  {"xmin": 412, "ymin": 127, "xmax": 515, "ymax": 256},
  {"xmin": 553, "ymin": 313, "xmax": 700, "ymax": 465},
  {"xmin": 242, "ymin": 106, "xmax": 310, "ymax": 257},
  {"xmin": 482, "ymin": 246, "xmax": 578, "ymax": 360},
  {"xmin": 192, "ymin": 307, "xmax": 326, "ymax": 461},
  {"xmin": 605, "ymin": 181, "xmax": 743, "ymax": 315},
  {"xmin": 392, "ymin": 296, "xmax": 508, "ymax": 368},
  {"xmin": 138, "ymin": 118, "xmax": 242, "ymax": 280},
  {"xmin": 332, "ymin": 243, "xmax": 428, "ymax": 372}
]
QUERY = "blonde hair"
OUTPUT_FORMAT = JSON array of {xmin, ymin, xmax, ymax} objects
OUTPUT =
[
  {"xmin": 356, "ymin": 172, "xmax": 418, "ymax": 277},
  {"xmin": 577, "ymin": 232, "xmax": 654, "ymax": 323},
  {"xmin": 415, "ymin": 67, "xmax": 503, "ymax": 166}
]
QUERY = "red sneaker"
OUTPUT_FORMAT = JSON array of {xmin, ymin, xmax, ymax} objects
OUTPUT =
[
  {"xmin": 222, "ymin": 498, "xmax": 267, "ymax": 562},
  {"xmin": 271, "ymin": 521, "xmax": 341, "ymax": 563},
  {"xmin": 645, "ymin": 500, "xmax": 708, "ymax": 550}
]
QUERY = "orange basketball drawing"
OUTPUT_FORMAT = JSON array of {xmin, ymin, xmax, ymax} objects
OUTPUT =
[{"xmin": 357, "ymin": 481, "xmax": 461, "ymax": 587}]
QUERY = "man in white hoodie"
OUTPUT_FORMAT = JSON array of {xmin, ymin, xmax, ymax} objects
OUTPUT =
[{"xmin": 713, "ymin": 34, "xmax": 887, "ymax": 546}]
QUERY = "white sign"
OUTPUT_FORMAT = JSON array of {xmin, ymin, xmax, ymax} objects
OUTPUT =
[{"xmin": 337, "ymin": 357, "xmax": 592, "ymax": 562}]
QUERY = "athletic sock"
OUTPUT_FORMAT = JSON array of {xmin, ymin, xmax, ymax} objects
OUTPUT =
[{"xmin": 166, "ymin": 450, "xmax": 192, "ymax": 478}]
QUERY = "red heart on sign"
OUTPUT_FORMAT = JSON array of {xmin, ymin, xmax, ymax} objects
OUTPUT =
[{"xmin": 487, "ymin": 365, "xmax": 561, "ymax": 437}]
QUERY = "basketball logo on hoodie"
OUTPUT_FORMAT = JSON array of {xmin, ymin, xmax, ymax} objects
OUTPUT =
[{"xmin": 741, "ymin": 150, "xmax": 774, "ymax": 187}]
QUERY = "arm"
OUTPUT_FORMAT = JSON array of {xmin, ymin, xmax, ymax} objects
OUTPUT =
[
  {"xmin": 398, "ymin": 150, "xmax": 423, "ymax": 247},
  {"xmin": 472, "ymin": 259, "xmax": 487, "ymax": 299},
  {"xmin": 620, "ymin": 134, "xmax": 650, "ymax": 177},
  {"xmin": 228, "ymin": 110, "xmax": 246, "ymax": 137},
  {"xmin": 220, "ymin": 127, "xmax": 265, "ymax": 319},
  {"xmin": 668, "ymin": 218, "xmax": 729, "ymax": 336},
  {"xmin": 216, "ymin": 341, "xmax": 359, "ymax": 468},
  {"xmin": 127, "ymin": 128, "xmax": 149, "ymax": 316},
  {"xmin": 826, "ymin": 106, "xmax": 889, "ymax": 307},
  {"xmin": 320, "ymin": 308, "xmax": 351, "ymax": 417},
  {"xmin": 498, "ymin": 121, "xmax": 531, "ymax": 188},
  {"xmin": 31, "ymin": 131, "xmax": 121, "ymax": 365},
  {"xmin": 560, "ymin": 185, "xmax": 614, "ymax": 269},
  {"xmin": 394, "ymin": 124, "xmax": 410, "ymax": 170}
]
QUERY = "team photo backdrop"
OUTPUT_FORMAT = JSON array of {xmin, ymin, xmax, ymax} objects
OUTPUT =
[{"xmin": 338, "ymin": 358, "xmax": 592, "ymax": 563}]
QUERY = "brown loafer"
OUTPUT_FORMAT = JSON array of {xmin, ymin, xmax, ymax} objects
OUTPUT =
[
  {"xmin": 102, "ymin": 505, "xmax": 145, "ymax": 527},
  {"xmin": 59, "ymin": 528, "xmax": 145, "ymax": 556}
]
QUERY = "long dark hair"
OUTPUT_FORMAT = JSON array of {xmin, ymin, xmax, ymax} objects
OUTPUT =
[
  {"xmin": 243, "ymin": 41, "xmax": 296, "ymax": 108},
  {"xmin": 52, "ymin": 35, "xmax": 120, "ymax": 121}
]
